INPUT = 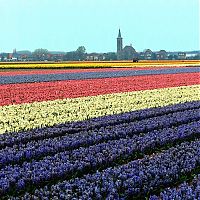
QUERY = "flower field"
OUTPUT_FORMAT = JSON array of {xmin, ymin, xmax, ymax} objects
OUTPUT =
[
  {"xmin": 0, "ymin": 60, "xmax": 199, "ymax": 69},
  {"xmin": 0, "ymin": 65, "xmax": 200, "ymax": 199}
]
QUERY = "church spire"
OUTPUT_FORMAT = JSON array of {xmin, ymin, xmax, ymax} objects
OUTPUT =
[
  {"xmin": 118, "ymin": 28, "xmax": 122, "ymax": 38},
  {"xmin": 117, "ymin": 28, "xmax": 123, "ymax": 59}
]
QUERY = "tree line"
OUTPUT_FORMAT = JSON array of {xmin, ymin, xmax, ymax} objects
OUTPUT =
[{"xmin": 29, "ymin": 46, "xmax": 117, "ymax": 61}]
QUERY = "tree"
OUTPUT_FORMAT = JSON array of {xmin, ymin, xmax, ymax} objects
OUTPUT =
[
  {"xmin": 174, "ymin": 55, "xmax": 178, "ymax": 60},
  {"xmin": 76, "ymin": 46, "xmax": 86, "ymax": 54},
  {"xmin": 64, "ymin": 51, "xmax": 78, "ymax": 61},
  {"xmin": 104, "ymin": 52, "xmax": 117, "ymax": 60},
  {"xmin": 1, "ymin": 54, "xmax": 6, "ymax": 61},
  {"xmin": 33, "ymin": 48, "xmax": 49, "ymax": 61},
  {"xmin": 193, "ymin": 54, "xmax": 200, "ymax": 60},
  {"xmin": 63, "ymin": 46, "xmax": 86, "ymax": 61},
  {"xmin": 76, "ymin": 46, "xmax": 86, "ymax": 60},
  {"xmin": 151, "ymin": 53, "xmax": 157, "ymax": 60},
  {"xmin": 168, "ymin": 55, "xmax": 174, "ymax": 60}
]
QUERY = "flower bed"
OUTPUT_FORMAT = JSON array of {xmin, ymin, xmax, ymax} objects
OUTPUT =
[
  {"xmin": 0, "ymin": 60, "xmax": 199, "ymax": 69},
  {"xmin": 0, "ymin": 66, "xmax": 200, "ymax": 199},
  {"xmin": 0, "ymin": 67, "xmax": 199, "ymax": 84},
  {"xmin": 0, "ymin": 67, "xmax": 178, "ymax": 76},
  {"xmin": 0, "ymin": 72, "xmax": 199, "ymax": 106}
]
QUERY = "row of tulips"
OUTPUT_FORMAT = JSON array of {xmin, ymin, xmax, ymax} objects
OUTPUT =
[
  {"xmin": 1, "ymin": 119, "xmax": 199, "ymax": 196},
  {"xmin": 0, "ymin": 67, "xmax": 199, "ymax": 85},
  {"xmin": 150, "ymin": 174, "xmax": 200, "ymax": 200},
  {"xmin": 0, "ymin": 67, "xmax": 176, "ymax": 76},
  {"xmin": 1, "ymin": 100, "xmax": 199, "ymax": 149},
  {"xmin": 1, "ymin": 106, "xmax": 199, "ymax": 167},
  {"xmin": 0, "ymin": 72, "xmax": 199, "ymax": 106},
  {"xmin": 1, "ymin": 85, "xmax": 199, "ymax": 134},
  {"xmin": 7, "ymin": 140, "xmax": 200, "ymax": 199},
  {"xmin": 0, "ymin": 61, "xmax": 199, "ymax": 69}
]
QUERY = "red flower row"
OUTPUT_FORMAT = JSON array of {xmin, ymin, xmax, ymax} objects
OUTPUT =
[
  {"xmin": 0, "ymin": 66, "xmax": 179, "ymax": 76},
  {"xmin": 0, "ymin": 72, "xmax": 199, "ymax": 106}
]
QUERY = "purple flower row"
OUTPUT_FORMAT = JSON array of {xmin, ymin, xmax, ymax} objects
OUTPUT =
[
  {"xmin": 0, "ymin": 120, "xmax": 199, "ymax": 196},
  {"xmin": 1, "ymin": 101, "xmax": 199, "ymax": 149},
  {"xmin": 150, "ymin": 174, "xmax": 200, "ymax": 200},
  {"xmin": 9, "ymin": 140, "xmax": 200, "ymax": 199},
  {"xmin": 0, "ymin": 107, "xmax": 199, "ymax": 168},
  {"xmin": 0, "ymin": 67, "xmax": 199, "ymax": 84}
]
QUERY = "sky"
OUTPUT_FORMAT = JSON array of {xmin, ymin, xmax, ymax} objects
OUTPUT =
[{"xmin": 0, "ymin": 0, "xmax": 199, "ymax": 53}]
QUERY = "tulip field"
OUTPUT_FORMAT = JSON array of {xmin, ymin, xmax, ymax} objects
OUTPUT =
[
  {"xmin": 0, "ymin": 60, "xmax": 199, "ymax": 69},
  {"xmin": 0, "ymin": 64, "xmax": 200, "ymax": 199}
]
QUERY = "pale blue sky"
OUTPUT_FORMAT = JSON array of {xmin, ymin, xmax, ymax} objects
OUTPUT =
[{"xmin": 0, "ymin": 0, "xmax": 199, "ymax": 53}]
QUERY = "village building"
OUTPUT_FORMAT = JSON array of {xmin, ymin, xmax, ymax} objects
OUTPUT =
[
  {"xmin": 178, "ymin": 52, "xmax": 186, "ymax": 60},
  {"xmin": 143, "ymin": 49, "xmax": 154, "ymax": 60},
  {"xmin": 86, "ymin": 53, "xmax": 106, "ymax": 61},
  {"xmin": 156, "ymin": 50, "xmax": 168, "ymax": 60},
  {"xmin": 117, "ymin": 29, "xmax": 138, "ymax": 60}
]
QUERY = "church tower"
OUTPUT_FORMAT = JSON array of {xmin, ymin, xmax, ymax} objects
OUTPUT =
[{"xmin": 117, "ymin": 29, "xmax": 123, "ymax": 59}]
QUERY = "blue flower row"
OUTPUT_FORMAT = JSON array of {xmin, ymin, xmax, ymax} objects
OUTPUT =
[
  {"xmin": 1, "ymin": 119, "xmax": 199, "ymax": 196},
  {"xmin": 1, "ymin": 100, "xmax": 199, "ymax": 149},
  {"xmin": 0, "ymin": 107, "xmax": 199, "ymax": 168},
  {"xmin": 0, "ymin": 67, "xmax": 199, "ymax": 84},
  {"xmin": 9, "ymin": 140, "xmax": 200, "ymax": 199},
  {"xmin": 150, "ymin": 174, "xmax": 200, "ymax": 200}
]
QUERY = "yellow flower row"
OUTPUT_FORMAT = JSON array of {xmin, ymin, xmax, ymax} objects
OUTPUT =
[
  {"xmin": 0, "ymin": 61, "xmax": 199, "ymax": 69},
  {"xmin": 0, "ymin": 85, "xmax": 199, "ymax": 134}
]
